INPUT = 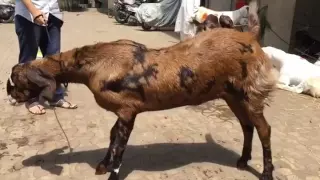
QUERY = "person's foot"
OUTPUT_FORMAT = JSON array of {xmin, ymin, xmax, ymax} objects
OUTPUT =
[
  {"xmin": 49, "ymin": 99, "xmax": 78, "ymax": 109},
  {"xmin": 27, "ymin": 101, "xmax": 46, "ymax": 115}
]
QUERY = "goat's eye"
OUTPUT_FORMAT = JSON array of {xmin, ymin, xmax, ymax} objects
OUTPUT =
[{"xmin": 23, "ymin": 90, "xmax": 30, "ymax": 96}]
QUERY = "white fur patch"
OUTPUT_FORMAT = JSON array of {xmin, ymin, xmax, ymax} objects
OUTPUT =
[
  {"xmin": 8, "ymin": 75, "xmax": 14, "ymax": 86},
  {"xmin": 113, "ymin": 164, "xmax": 122, "ymax": 174},
  {"xmin": 7, "ymin": 95, "xmax": 17, "ymax": 105}
]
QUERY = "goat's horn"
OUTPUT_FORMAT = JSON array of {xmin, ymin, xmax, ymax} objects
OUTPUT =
[{"xmin": 8, "ymin": 75, "xmax": 15, "ymax": 86}]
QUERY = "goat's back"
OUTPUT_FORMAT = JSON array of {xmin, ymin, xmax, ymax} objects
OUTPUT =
[{"xmin": 85, "ymin": 29, "xmax": 276, "ymax": 113}]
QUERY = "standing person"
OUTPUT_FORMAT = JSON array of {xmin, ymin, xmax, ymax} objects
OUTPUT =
[
  {"xmin": 14, "ymin": 0, "xmax": 77, "ymax": 115},
  {"xmin": 174, "ymin": 0, "xmax": 200, "ymax": 41}
]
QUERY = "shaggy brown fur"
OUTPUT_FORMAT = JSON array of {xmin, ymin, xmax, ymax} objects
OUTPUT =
[{"xmin": 7, "ymin": 1, "xmax": 276, "ymax": 180}]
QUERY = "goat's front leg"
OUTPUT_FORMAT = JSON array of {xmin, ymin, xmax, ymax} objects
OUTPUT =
[
  {"xmin": 224, "ymin": 97, "xmax": 254, "ymax": 169},
  {"xmin": 95, "ymin": 115, "xmax": 136, "ymax": 180}
]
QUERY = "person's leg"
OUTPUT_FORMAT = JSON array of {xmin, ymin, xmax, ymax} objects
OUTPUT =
[
  {"xmin": 15, "ymin": 15, "xmax": 40, "ymax": 64},
  {"xmin": 40, "ymin": 14, "xmax": 77, "ymax": 109},
  {"xmin": 15, "ymin": 15, "xmax": 46, "ymax": 114}
]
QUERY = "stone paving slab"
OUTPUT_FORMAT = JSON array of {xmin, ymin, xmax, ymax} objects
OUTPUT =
[{"xmin": 0, "ymin": 10, "xmax": 320, "ymax": 180}]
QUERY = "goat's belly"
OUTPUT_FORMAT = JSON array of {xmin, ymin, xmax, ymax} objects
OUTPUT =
[{"xmin": 141, "ymin": 87, "xmax": 223, "ymax": 111}]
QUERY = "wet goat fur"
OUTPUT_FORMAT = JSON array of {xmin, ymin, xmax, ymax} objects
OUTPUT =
[{"xmin": 7, "ymin": 4, "xmax": 277, "ymax": 178}]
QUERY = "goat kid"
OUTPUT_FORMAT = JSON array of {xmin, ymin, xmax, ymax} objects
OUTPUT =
[
  {"xmin": 7, "ymin": 1, "xmax": 276, "ymax": 179},
  {"xmin": 262, "ymin": 46, "xmax": 320, "ymax": 98},
  {"xmin": 194, "ymin": 14, "xmax": 234, "ymax": 34},
  {"xmin": 193, "ymin": 5, "xmax": 249, "ymax": 26}
]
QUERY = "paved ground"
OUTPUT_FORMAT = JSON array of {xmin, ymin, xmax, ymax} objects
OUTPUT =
[{"xmin": 1, "ymin": 10, "xmax": 320, "ymax": 180}]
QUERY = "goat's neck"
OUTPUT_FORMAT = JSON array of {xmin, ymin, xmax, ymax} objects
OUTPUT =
[
  {"xmin": 37, "ymin": 58, "xmax": 89, "ymax": 85},
  {"xmin": 56, "ymin": 71, "xmax": 89, "ymax": 85}
]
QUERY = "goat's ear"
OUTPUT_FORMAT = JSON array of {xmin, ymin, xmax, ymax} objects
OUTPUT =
[
  {"xmin": 73, "ymin": 47, "xmax": 88, "ymax": 69},
  {"xmin": 73, "ymin": 48, "xmax": 80, "ymax": 60},
  {"xmin": 26, "ymin": 68, "xmax": 56, "ymax": 102}
]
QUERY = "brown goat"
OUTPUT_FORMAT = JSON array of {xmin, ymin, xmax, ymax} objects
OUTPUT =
[
  {"xmin": 195, "ymin": 14, "xmax": 220, "ymax": 33},
  {"xmin": 6, "ymin": 1, "xmax": 276, "ymax": 180}
]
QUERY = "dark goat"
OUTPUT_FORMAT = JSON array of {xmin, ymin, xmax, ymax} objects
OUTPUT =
[
  {"xmin": 6, "ymin": 1, "xmax": 275, "ymax": 180},
  {"xmin": 219, "ymin": 15, "xmax": 234, "ymax": 28}
]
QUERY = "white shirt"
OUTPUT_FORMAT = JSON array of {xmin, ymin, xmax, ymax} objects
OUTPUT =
[
  {"xmin": 174, "ymin": 0, "xmax": 200, "ymax": 40},
  {"xmin": 15, "ymin": 0, "xmax": 63, "ymax": 22}
]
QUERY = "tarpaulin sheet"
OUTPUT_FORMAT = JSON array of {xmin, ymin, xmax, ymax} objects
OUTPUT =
[{"xmin": 135, "ymin": 0, "xmax": 182, "ymax": 27}]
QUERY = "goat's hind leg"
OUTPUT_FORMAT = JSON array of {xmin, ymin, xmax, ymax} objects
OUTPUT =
[
  {"xmin": 224, "ymin": 97, "xmax": 254, "ymax": 169},
  {"xmin": 95, "ymin": 114, "xmax": 136, "ymax": 180},
  {"xmin": 225, "ymin": 95, "xmax": 274, "ymax": 180},
  {"xmin": 245, "ymin": 101, "xmax": 274, "ymax": 180}
]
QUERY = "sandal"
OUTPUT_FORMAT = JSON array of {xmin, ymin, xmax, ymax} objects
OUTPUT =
[
  {"xmin": 50, "ymin": 99, "xmax": 78, "ymax": 109},
  {"xmin": 27, "ymin": 102, "xmax": 46, "ymax": 115}
]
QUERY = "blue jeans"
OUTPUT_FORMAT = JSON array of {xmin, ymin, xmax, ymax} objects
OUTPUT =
[{"xmin": 15, "ymin": 14, "xmax": 64, "ymax": 102}]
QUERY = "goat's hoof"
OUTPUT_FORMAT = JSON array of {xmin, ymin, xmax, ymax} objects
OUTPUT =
[
  {"xmin": 95, "ymin": 162, "xmax": 109, "ymax": 175},
  {"xmin": 108, "ymin": 172, "xmax": 119, "ymax": 180},
  {"xmin": 236, "ymin": 157, "xmax": 250, "ymax": 170},
  {"xmin": 259, "ymin": 170, "xmax": 273, "ymax": 180}
]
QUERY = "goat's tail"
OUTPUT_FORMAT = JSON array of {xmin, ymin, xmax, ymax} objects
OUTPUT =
[
  {"xmin": 242, "ymin": 58, "xmax": 279, "ymax": 112},
  {"xmin": 248, "ymin": 0, "xmax": 260, "ymax": 39}
]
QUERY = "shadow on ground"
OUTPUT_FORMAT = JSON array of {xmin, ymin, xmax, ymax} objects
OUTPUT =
[
  {"xmin": 186, "ymin": 101, "xmax": 236, "ymax": 122},
  {"xmin": 21, "ymin": 134, "xmax": 260, "ymax": 179}
]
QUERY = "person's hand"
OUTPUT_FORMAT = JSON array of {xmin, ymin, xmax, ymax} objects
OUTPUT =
[{"xmin": 31, "ymin": 9, "xmax": 47, "ymax": 26}]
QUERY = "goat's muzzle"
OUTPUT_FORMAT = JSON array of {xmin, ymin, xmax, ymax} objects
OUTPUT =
[{"xmin": 6, "ymin": 78, "xmax": 18, "ymax": 105}]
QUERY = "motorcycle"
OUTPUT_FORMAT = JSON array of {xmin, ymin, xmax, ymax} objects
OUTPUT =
[
  {"xmin": 113, "ymin": 0, "xmax": 147, "ymax": 25},
  {"xmin": 0, "ymin": 3, "xmax": 15, "ymax": 23}
]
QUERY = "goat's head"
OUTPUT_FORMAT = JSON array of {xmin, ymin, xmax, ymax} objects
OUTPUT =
[
  {"xmin": 6, "ymin": 63, "xmax": 57, "ymax": 104},
  {"xmin": 195, "ymin": 14, "xmax": 220, "ymax": 33},
  {"xmin": 219, "ymin": 15, "xmax": 234, "ymax": 28}
]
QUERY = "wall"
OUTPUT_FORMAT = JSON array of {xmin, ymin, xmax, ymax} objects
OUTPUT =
[
  {"xmin": 206, "ymin": 0, "xmax": 233, "ymax": 11},
  {"xmin": 289, "ymin": 0, "xmax": 320, "ymax": 53},
  {"xmin": 260, "ymin": 0, "xmax": 296, "ymax": 51}
]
